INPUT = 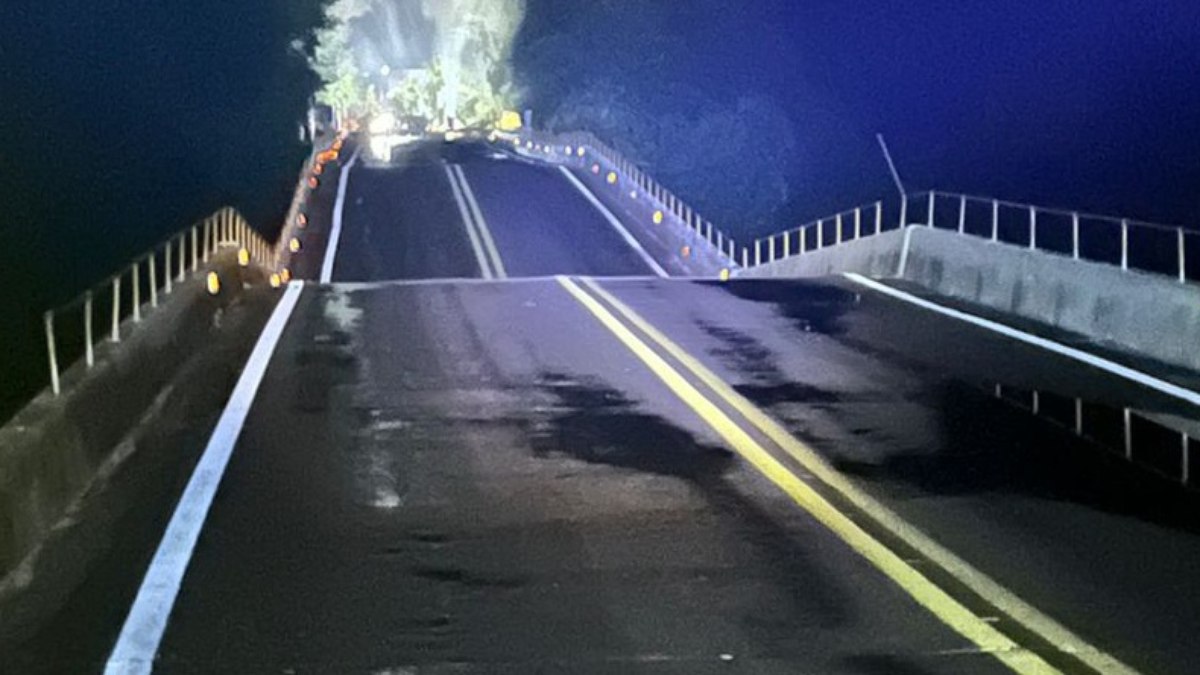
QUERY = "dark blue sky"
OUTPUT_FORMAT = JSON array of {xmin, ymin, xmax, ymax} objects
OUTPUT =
[{"xmin": 517, "ymin": 0, "xmax": 1200, "ymax": 233}]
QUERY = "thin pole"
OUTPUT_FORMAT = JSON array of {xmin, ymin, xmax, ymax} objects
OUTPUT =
[
  {"xmin": 1074, "ymin": 398, "xmax": 1083, "ymax": 435},
  {"xmin": 876, "ymin": 133, "xmax": 907, "ymax": 198},
  {"xmin": 149, "ymin": 252, "xmax": 157, "ymax": 308},
  {"xmin": 1120, "ymin": 219, "xmax": 1129, "ymax": 270},
  {"xmin": 855, "ymin": 208, "xmax": 862, "ymax": 239},
  {"xmin": 928, "ymin": 192, "xmax": 936, "ymax": 227},
  {"xmin": 177, "ymin": 236, "xmax": 186, "ymax": 282},
  {"xmin": 783, "ymin": 230, "xmax": 791, "ymax": 257},
  {"xmin": 203, "ymin": 218, "xmax": 211, "ymax": 263},
  {"xmin": 957, "ymin": 195, "xmax": 967, "ymax": 234},
  {"xmin": 1123, "ymin": 408, "xmax": 1133, "ymax": 460},
  {"xmin": 769, "ymin": 235, "xmax": 776, "ymax": 262},
  {"xmin": 111, "ymin": 276, "xmax": 122, "ymax": 343},
  {"xmin": 900, "ymin": 195, "xmax": 908, "ymax": 229},
  {"xmin": 836, "ymin": 213, "xmax": 844, "ymax": 244},
  {"xmin": 875, "ymin": 201, "xmax": 882, "ymax": 234},
  {"xmin": 1072, "ymin": 213, "xmax": 1080, "ymax": 260},
  {"xmin": 132, "ymin": 263, "xmax": 141, "ymax": 323},
  {"xmin": 191, "ymin": 226, "xmax": 199, "ymax": 273},
  {"xmin": 1029, "ymin": 206, "xmax": 1038, "ymax": 250},
  {"xmin": 818, "ymin": 219, "xmax": 825, "ymax": 248},
  {"xmin": 84, "ymin": 291, "xmax": 94, "ymax": 368},
  {"xmin": 165, "ymin": 242, "xmax": 173, "ymax": 294},
  {"xmin": 45, "ymin": 311, "xmax": 60, "ymax": 396},
  {"xmin": 991, "ymin": 200, "xmax": 999, "ymax": 242},
  {"xmin": 1179, "ymin": 228, "xmax": 1186, "ymax": 283}
]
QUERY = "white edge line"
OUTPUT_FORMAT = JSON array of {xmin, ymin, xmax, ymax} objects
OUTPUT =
[
  {"xmin": 844, "ymin": 272, "xmax": 1200, "ymax": 407},
  {"xmin": 444, "ymin": 163, "xmax": 493, "ymax": 280},
  {"xmin": 558, "ymin": 166, "xmax": 669, "ymax": 278},
  {"xmin": 319, "ymin": 149, "xmax": 361, "ymax": 284},
  {"xmin": 105, "ymin": 282, "xmax": 306, "ymax": 675},
  {"xmin": 452, "ymin": 165, "xmax": 507, "ymax": 279}
]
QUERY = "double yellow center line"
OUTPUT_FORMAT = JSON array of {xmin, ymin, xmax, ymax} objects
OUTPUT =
[{"xmin": 557, "ymin": 275, "xmax": 1137, "ymax": 675}]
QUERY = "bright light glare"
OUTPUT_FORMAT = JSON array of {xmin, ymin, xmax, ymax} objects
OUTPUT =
[{"xmin": 369, "ymin": 112, "xmax": 397, "ymax": 135}]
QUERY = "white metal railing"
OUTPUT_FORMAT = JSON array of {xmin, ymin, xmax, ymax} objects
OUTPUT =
[
  {"xmin": 907, "ymin": 190, "xmax": 1196, "ymax": 283},
  {"xmin": 747, "ymin": 201, "xmax": 887, "ymax": 268},
  {"xmin": 42, "ymin": 207, "xmax": 276, "ymax": 397},
  {"xmin": 508, "ymin": 129, "xmax": 741, "ymax": 266},
  {"xmin": 747, "ymin": 188, "xmax": 1197, "ymax": 285}
]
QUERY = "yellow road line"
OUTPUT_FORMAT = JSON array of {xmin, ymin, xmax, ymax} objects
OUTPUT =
[
  {"xmin": 577, "ymin": 277, "xmax": 1138, "ymax": 675},
  {"xmin": 557, "ymin": 276, "xmax": 1058, "ymax": 675}
]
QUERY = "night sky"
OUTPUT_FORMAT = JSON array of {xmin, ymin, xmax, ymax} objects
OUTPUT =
[{"xmin": 1, "ymin": 0, "xmax": 1198, "ymax": 418}]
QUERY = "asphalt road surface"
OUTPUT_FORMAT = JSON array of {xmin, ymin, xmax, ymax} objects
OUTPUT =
[{"xmin": 7, "ymin": 139, "xmax": 1200, "ymax": 674}]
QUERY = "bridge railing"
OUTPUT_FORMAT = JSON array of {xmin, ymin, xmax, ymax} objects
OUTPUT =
[
  {"xmin": 41, "ymin": 207, "xmax": 276, "ymax": 398},
  {"xmin": 747, "ymin": 188, "xmax": 1198, "ymax": 284},
  {"xmin": 508, "ymin": 129, "xmax": 742, "ymax": 266}
]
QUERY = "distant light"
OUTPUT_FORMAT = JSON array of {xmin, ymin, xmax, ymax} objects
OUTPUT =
[
  {"xmin": 238, "ymin": 248, "xmax": 250, "ymax": 267},
  {"xmin": 653, "ymin": 210, "xmax": 664, "ymax": 224},
  {"xmin": 206, "ymin": 272, "xmax": 221, "ymax": 295},
  {"xmin": 369, "ymin": 112, "xmax": 397, "ymax": 135},
  {"xmin": 380, "ymin": 64, "xmax": 391, "ymax": 77},
  {"xmin": 289, "ymin": 237, "xmax": 302, "ymax": 253},
  {"xmin": 606, "ymin": 171, "xmax": 618, "ymax": 184}
]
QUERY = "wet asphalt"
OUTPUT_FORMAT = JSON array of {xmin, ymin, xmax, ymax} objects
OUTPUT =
[{"xmin": 9, "ymin": 139, "xmax": 1200, "ymax": 673}]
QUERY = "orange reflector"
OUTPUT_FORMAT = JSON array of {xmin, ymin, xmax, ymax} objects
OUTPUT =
[
  {"xmin": 313, "ymin": 164, "xmax": 324, "ymax": 176},
  {"xmin": 681, "ymin": 245, "xmax": 692, "ymax": 258},
  {"xmin": 206, "ymin": 272, "xmax": 221, "ymax": 295},
  {"xmin": 238, "ymin": 248, "xmax": 250, "ymax": 267},
  {"xmin": 591, "ymin": 164, "xmax": 600, "ymax": 174},
  {"xmin": 719, "ymin": 268, "xmax": 731, "ymax": 282},
  {"xmin": 606, "ymin": 171, "xmax": 618, "ymax": 184},
  {"xmin": 308, "ymin": 177, "xmax": 319, "ymax": 189},
  {"xmin": 269, "ymin": 273, "xmax": 282, "ymax": 288},
  {"xmin": 653, "ymin": 210, "xmax": 664, "ymax": 225},
  {"xmin": 280, "ymin": 268, "xmax": 292, "ymax": 283},
  {"xmin": 288, "ymin": 237, "xmax": 301, "ymax": 253},
  {"xmin": 297, "ymin": 213, "xmax": 308, "ymax": 227}
]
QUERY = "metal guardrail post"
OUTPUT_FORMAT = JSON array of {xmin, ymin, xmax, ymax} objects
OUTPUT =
[
  {"xmin": 177, "ymin": 236, "xmax": 186, "ymax": 282},
  {"xmin": 705, "ymin": 221, "xmax": 713, "ymax": 243},
  {"xmin": 783, "ymin": 230, "xmax": 790, "ymax": 257},
  {"xmin": 957, "ymin": 195, "xmax": 967, "ymax": 234},
  {"xmin": 742, "ymin": 247, "xmax": 749, "ymax": 267},
  {"xmin": 854, "ymin": 208, "xmax": 862, "ymax": 239},
  {"xmin": 836, "ymin": 214, "xmax": 844, "ymax": 244},
  {"xmin": 1179, "ymin": 228, "xmax": 1186, "ymax": 283},
  {"xmin": 991, "ymin": 200, "xmax": 999, "ymax": 242},
  {"xmin": 1074, "ymin": 398, "xmax": 1083, "ymax": 435},
  {"xmin": 191, "ymin": 226, "xmax": 199, "ymax": 273},
  {"xmin": 755, "ymin": 239, "xmax": 762, "ymax": 266},
  {"xmin": 45, "ymin": 311, "xmax": 60, "ymax": 396},
  {"xmin": 716, "ymin": 230, "xmax": 724, "ymax": 252},
  {"xmin": 899, "ymin": 195, "xmax": 908, "ymax": 229},
  {"xmin": 928, "ymin": 192, "xmax": 936, "ymax": 227},
  {"xmin": 84, "ymin": 291, "xmax": 94, "ymax": 368},
  {"xmin": 875, "ymin": 201, "xmax": 882, "ymax": 234},
  {"xmin": 111, "ymin": 276, "xmax": 121, "ymax": 343},
  {"xmin": 818, "ymin": 219, "xmax": 824, "ymax": 249},
  {"xmin": 202, "ymin": 218, "xmax": 211, "ymax": 263},
  {"xmin": 801, "ymin": 226, "xmax": 807, "ymax": 254},
  {"xmin": 1072, "ymin": 213, "xmax": 1080, "ymax": 260},
  {"xmin": 1029, "ymin": 206, "xmax": 1038, "ymax": 250},
  {"xmin": 1120, "ymin": 219, "xmax": 1129, "ymax": 270},
  {"xmin": 769, "ymin": 235, "xmax": 776, "ymax": 262},
  {"xmin": 132, "ymin": 263, "xmax": 141, "ymax": 323},
  {"xmin": 149, "ymin": 252, "xmax": 158, "ymax": 308}
]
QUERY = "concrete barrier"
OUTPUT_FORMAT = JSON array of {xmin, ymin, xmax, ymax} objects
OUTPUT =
[
  {"xmin": 0, "ymin": 250, "xmax": 272, "ymax": 583},
  {"xmin": 740, "ymin": 225, "xmax": 1200, "ymax": 373}
]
